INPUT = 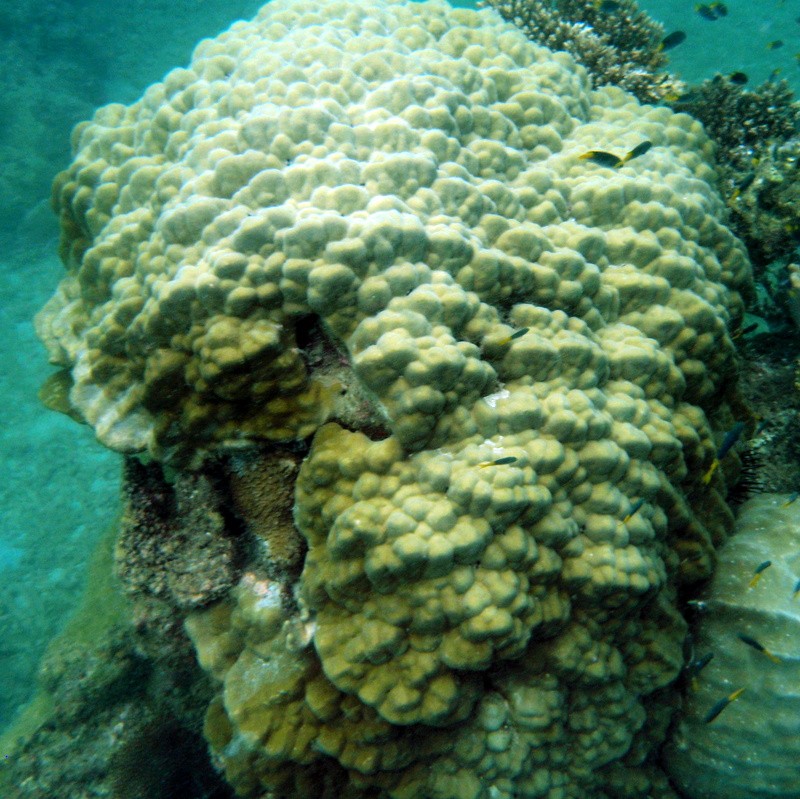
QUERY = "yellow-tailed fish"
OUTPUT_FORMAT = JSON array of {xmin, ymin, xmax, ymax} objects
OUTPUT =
[
  {"xmin": 659, "ymin": 31, "xmax": 686, "ymax": 51},
  {"xmin": 479, "ymin": 456, "xmax": 518, "ymax": 468},
  {"xmin": 686, "ymin": 651, "xmax": 714, "ymax": 691},
  {"xmin": 737, "ymin": 633, "xmax": 781, "ymax": 664},
  {"xmin": 702, "ymin": 421, "xmax": 746, "ymax": 484},
  {"xmin": 620, "ymin": 141, "xmax": 653, "ymax": 164},
  {"xmin": 782, "ymin": 492, "xmax": 798, "ymax": 507},
  {"xmin": 793, "ymin": 578, "xmax": 800, "ymax": 599},
  {"xmin": 623, "ymin": 498, "xmax": 645, "ymax": 523},
  {"xmin": 497, "ymin": 327, "xmax": 529, "ymax": 346},
  {"xmin": 748, "ymin": 559, "xmax": 772, "ymax": 588},
  {"xmin": 580, "ymin": 142, "xmax": 652, "ymax": 169},
  {"xmin": 579, "ymin": 150, "xmax": 622, "ymax": 168},
  {"xmin": 704, "ymin": 687, "xmax": 744, "ymax": 723}
]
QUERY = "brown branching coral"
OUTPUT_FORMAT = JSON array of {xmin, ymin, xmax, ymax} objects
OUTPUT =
[
  {"xmin": 673, "ymin": 75, "xmax": 798, "ymax": 172},
  {"xmin": 479, "ymin": 0, "xmax": 683, "ymax": 104},
  {"xmin": 673, "ymin": 75, "xmax": 800, "ymax": 269}
]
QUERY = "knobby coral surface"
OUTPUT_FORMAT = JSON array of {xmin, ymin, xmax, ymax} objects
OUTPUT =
[{"xmin": 36, "ymin": 0, "xmax": 753, "ymax": 796}]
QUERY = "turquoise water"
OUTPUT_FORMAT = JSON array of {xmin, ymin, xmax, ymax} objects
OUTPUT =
[
  {"xmin": 0, "ymin": 0, "xmax": 796, "ymax": 775},
  {"xmin": 0, "ymin": 0, "xmax": 263, "ymax": 733}
]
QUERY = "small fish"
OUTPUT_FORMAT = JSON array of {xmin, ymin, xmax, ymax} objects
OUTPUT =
[
  {"xmin": 728, "ymin": 71, "xmax": 748, "ymax": 85},
  {"xmin": 687, "ymin": 599, "xmax": 709, "ymax": 612},
  {"xmin": 695, "ymin": 3, "xmax": 720, "ymax": 20},
  {"xmin": 793, "ymin": 577, "xmax": 800, "ymax": 599},
  {"xmin": 782, "ymin": 492, "xmax": 799, "ymax": 507},
  {"xmin": 737, "ymin": 633, "xmax": 782, "ymax": 664},
  {"xmin": 479, "ymin": 456, "xmax": 518, "ymax": 468},
  {"xmin": 748, "ymin": 560, "xmax": 772, "ymax": 588},
  {"xmin": 702, "ymin": 421, "xmax": 746, "ymax": 484},
  {"xmin": 729, "ymin": 173, "xmax": 755, "ymax": 203},
  {"xmin": 686, "ymin": 651, "xmax": 714, "ymax": 690},
  {"xmin": 579, "ymin": 142, "xmax": 652, "ymax": 169},
  {"xmin": 596, "ymin": 0, "xmax": 621, "ymax": 10},
  {"xmin": 767, "ymin": 67, "xmax": 782, "ymax": 82},
  {"xmin": 704, "ymin": 687, "xmax": 745, "ymax": 723},
  {"xmin": 621, "ymin": 141, "xmax": 653, "ymax": 163},
  {"xmin": 498, "ymin": 327, "xmax": 529, "ymax": 346},
  {"xmin": 732, "ymin": 320, "xmax": 759, "ymax": 339},
  {"xmin": 687, "ymin": 651, "xmax": 714, "ymax": 677},
  {"xmin": 709, "ymin": 1, "xmax": 727, "ymax": 16},
  {"xmin": 767, "ymin": 40, "xmax": 784, "ymax": 51},
  {"xmin": 660, "ymin": 31, "xmax": 687, "ymax": 51},
  {"xmin": 579, "ymin": 150, "xmax": 622, "ymax": 168},
  {"xmin": 623, "ymin": 498, "xmax": 645, "ymax": 522}
]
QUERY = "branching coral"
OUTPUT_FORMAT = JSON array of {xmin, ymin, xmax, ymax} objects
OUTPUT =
[
  {"xmin": 673, "ymin": 75, "xmax": 800, "ymax": 270},
  {"xmin": 478, "ymin": 0, "xmax": 682, "ymax": 104}
]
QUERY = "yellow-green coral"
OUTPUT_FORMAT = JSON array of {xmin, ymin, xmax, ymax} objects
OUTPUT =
[{"xmin": 38, "ymin": 0, "xmax": 752, "ymax": 795}]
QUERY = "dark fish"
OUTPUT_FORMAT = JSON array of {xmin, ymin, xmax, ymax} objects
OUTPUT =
[
  {"xmin": 782, "ymin": 491, "xmax": 799, "ymax": 507},
  {"xmin": 686, "ymin": 651, "xmax": 714, "ymax": 690},
  {"xmin": 622, "ymin": 141, "xmax": 653, "ymax": 163},
  {"xmin": 623, "ymin": 498, "xmax": 645, "ymax": 522},
  {"xmin": 737, "ymin": 633, "xmax": 781, "ymax": 663},
  {"xmin": 580, "ymin": 142, "xmax": 652, "ymax": 170},
  {"xmin": 710, "ymin": 1, "xmax": 727, "ymax": 17},
  {"xmin": 498, "ymin": 327, "xmax": 529, "ymax": 345},
  {"xmin": 748, "ymin": 559, "xmax": 772, "ymax": 588},
  {"xmin": 479, "ymin": 456, "xmax": 518, "ymax": 467},
  {"xmin": 734, "ymin": 172, "xmax": 755, "ymax": 194},
  {"xmin": 687, "ymin": 651, "xmax": 714, "ymax": 676},
  {"xmin": 597, "ymin": 0, "xmax": 622, "ymax": 11},
  {"xmin": 695, "ymin": 4, "xmax": 719, "ymax": 20},
  {"xmin": 702, "ymin": 421, "xmax": 746, "ymax": 484},
  {"xmin": 660, "ymin": 31, "xmax": 687, "ymax": 51},
  {"xmin": 793, "ymin": 577, "xmax": 800, "ymax": 598},
  {"xmin": 767, "ymin": 40, "xmax": 784, "ymax": 51},
  {"xmin": 732, "ymin": 320, "xmax": 759, "ymax": 338},
  {"xmin": 579, "ymin": 150, "xmax": 622, "ymax": 168},
  {"xmin": 728, "ymin": 71, "xmax": 748, "ymax": 85},
  {"xmin": 704, "ymin": 688, "xmax": 744, "ymax": 723}
]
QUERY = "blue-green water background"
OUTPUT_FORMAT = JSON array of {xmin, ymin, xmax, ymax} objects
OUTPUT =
[{"xmin": 0, "ymin": 0, "xmax": 797, "ymax": 733}]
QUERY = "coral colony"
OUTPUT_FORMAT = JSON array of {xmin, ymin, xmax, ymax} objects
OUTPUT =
[{"xmin": 9, "ymin": 0, "xmax": 800, "ymax": 797}]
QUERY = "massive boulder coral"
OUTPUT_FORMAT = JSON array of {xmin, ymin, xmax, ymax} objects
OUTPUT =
[
  {"xmin": 664, "ymin": 494, "xmax": 800, "ymax": 799},
  {"xmin": 36, "ymin": 0, "xmax": 752, "ymax": 795}
]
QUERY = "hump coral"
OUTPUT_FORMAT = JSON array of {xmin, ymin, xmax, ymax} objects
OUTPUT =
[{"xmin": 36, "ymin": 0, "xmax": 751, "ymax": 796}]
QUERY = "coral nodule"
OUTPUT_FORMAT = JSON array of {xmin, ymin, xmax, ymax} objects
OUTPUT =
[{"xmin": 35, "ymin": 0, "xmax": 752, "ymax": 796}]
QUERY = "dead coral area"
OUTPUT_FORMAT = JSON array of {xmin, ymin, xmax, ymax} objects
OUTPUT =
[
  {"xmin": 116, "ymin": 448, "xmax": 314, "ymax": 656},
  {"xmin": 117, "ymin": 458, "xmax": 239, "ymax": 611},
  {"xmin": 732, "ymin": 331, "xmax": 800, "ymax": 498},
  {"xmin": 479, "ymin": 0, "xmax": 682, "ymax": 103},
  {"xmin": 2, "ymin": 445, "xmax": 314, "ymax": 798},
  {"xmin": 0, "ymin": 623, "xmax": 233, "ymax": 799}
]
